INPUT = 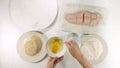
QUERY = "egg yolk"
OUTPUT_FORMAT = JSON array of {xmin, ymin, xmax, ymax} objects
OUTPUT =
[{"xmin": 50, "ymin": 39, "xmax": 63, "ymax": 54}]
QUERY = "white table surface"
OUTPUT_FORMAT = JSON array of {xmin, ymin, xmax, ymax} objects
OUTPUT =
[{"xmin": 1, "ymin": 0, "xmax": 120, "ymax": 68}]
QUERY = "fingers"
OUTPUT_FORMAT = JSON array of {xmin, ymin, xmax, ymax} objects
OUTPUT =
[
  {"xmin": 49, "ymin": 56, "xmax": 64, "ymax": 63},
  {"xmin": 65, "ymin": 40, "xmax": 78, "ymax": 48},
  {"xmin": 69, "ymin": 40, "xmax": 74, "ymax": 46},
  {"xmin": 49, "ymin": 57, "xmax": 57, "ymax": 62},
  {"xmin": 71, "ymin": 40, "xmax": 78, "ymax": 46},
  {"xmin": 58, "ymin": 56, "xmax": 64, "ymax": 62},
  {"xmin": 65, "ymin": 42, "xmax": 71, "ymax": 49},
  {"xmin": 55, "ymin": 56, "xmax": 64, "ymax": 65}
]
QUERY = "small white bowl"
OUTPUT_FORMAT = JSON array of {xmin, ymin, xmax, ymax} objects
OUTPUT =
[
  {"xmin": 46, "ymin": 37, "xmax": 66, "ymax": 57},
  {"xmin": 65, "ymin": 32, "xmax": 80, "ymax": 47}
]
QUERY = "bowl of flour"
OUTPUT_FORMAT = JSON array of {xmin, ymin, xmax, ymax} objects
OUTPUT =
[{"xmin": 80, "ymin": 34, "xmax": 108, "ymax": 65}]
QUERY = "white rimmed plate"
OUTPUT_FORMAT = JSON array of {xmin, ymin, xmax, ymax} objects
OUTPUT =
[
  {"xmin": 17, "ymin": 31, "xmax": 48, "ymax": 62},
  {"xmin": 9, "ymin": 0, "xmax": 58, "ymax": 32}
]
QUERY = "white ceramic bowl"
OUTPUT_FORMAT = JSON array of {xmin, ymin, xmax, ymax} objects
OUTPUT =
[
  {"xmin": 17, "ymin": 31, "xmax": 48, "ymax": 62},
  {"xmin": 46, "ymin": 37, "xmax": 66, "ymax": 57},
  {"xmin": 80, "ymin": 34, "xmax": 108, "ymax": 64},
  {"xmin": 65, "ymin": 32, "xmax": 80, "ymax": 47}
]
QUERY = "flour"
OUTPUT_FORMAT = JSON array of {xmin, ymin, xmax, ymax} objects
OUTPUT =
[{"xmin": 80, "ymin": 34, "xmax": 107, "ymax": 64}]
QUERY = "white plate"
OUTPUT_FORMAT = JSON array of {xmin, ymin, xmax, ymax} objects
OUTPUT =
[
  {"xmin": 17, "ymin": 31, "xmax": 48, "ymax": 62},
  {"xmin": 62, "ymin": 4, "xmax": 107, "ymax": 34},
  {"xmin": 9, "ymin": 0, "xmax": 58, "ymax": 31},
  {"xmin": 80, "ymin": 34, "xmax": 108, "ymax": 64}
]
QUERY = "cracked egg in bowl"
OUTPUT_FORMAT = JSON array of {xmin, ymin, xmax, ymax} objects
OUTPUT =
[{"xmin": 46, "ymin": 37, "xmax": 66, "ymax": 57}]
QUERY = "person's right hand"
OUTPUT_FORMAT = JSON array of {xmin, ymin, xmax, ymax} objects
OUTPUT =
[
  {"xmin": 65, "ymin": 40, "xmax": 93, "ymax": 68},
  {"xmin": 65, "ymin": 40, "xmax": 82, "ymax": 59}
]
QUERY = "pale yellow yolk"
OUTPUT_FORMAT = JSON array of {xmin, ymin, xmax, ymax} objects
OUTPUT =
[{"xmin": 49, "ymin": 39, "xmax": 63, "ymax": 54}]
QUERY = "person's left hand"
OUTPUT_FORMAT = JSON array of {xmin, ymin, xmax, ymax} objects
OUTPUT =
[{"xmin": 47, "ymin": 56, "xmax": 64, "ymax": 68}]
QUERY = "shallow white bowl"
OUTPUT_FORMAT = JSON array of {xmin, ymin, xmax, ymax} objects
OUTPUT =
[
  {"xmin": 46, "ymin": 37, "xmax": 66, "ymax": 57},
  {"xmin": 17, "ymin": 31, "xmax": 48, "ymax": 62}
]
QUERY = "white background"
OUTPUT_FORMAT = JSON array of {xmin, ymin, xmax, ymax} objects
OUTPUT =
[{"xmin": 1, "ymin": 0, "xmax": 120, "ymax": 68}]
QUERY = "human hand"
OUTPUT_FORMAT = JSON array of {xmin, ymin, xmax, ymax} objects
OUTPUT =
[
  {"xmin": 47, "ymin": 56, "xmax": 64, "ymax": 68},
  {"xmin": 65, "ymin": 40, "xmax": 82, "ymax": 59},
  {"xmin": 65, "ymin": 40, "xmax": 93, "ymax": 68}
]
